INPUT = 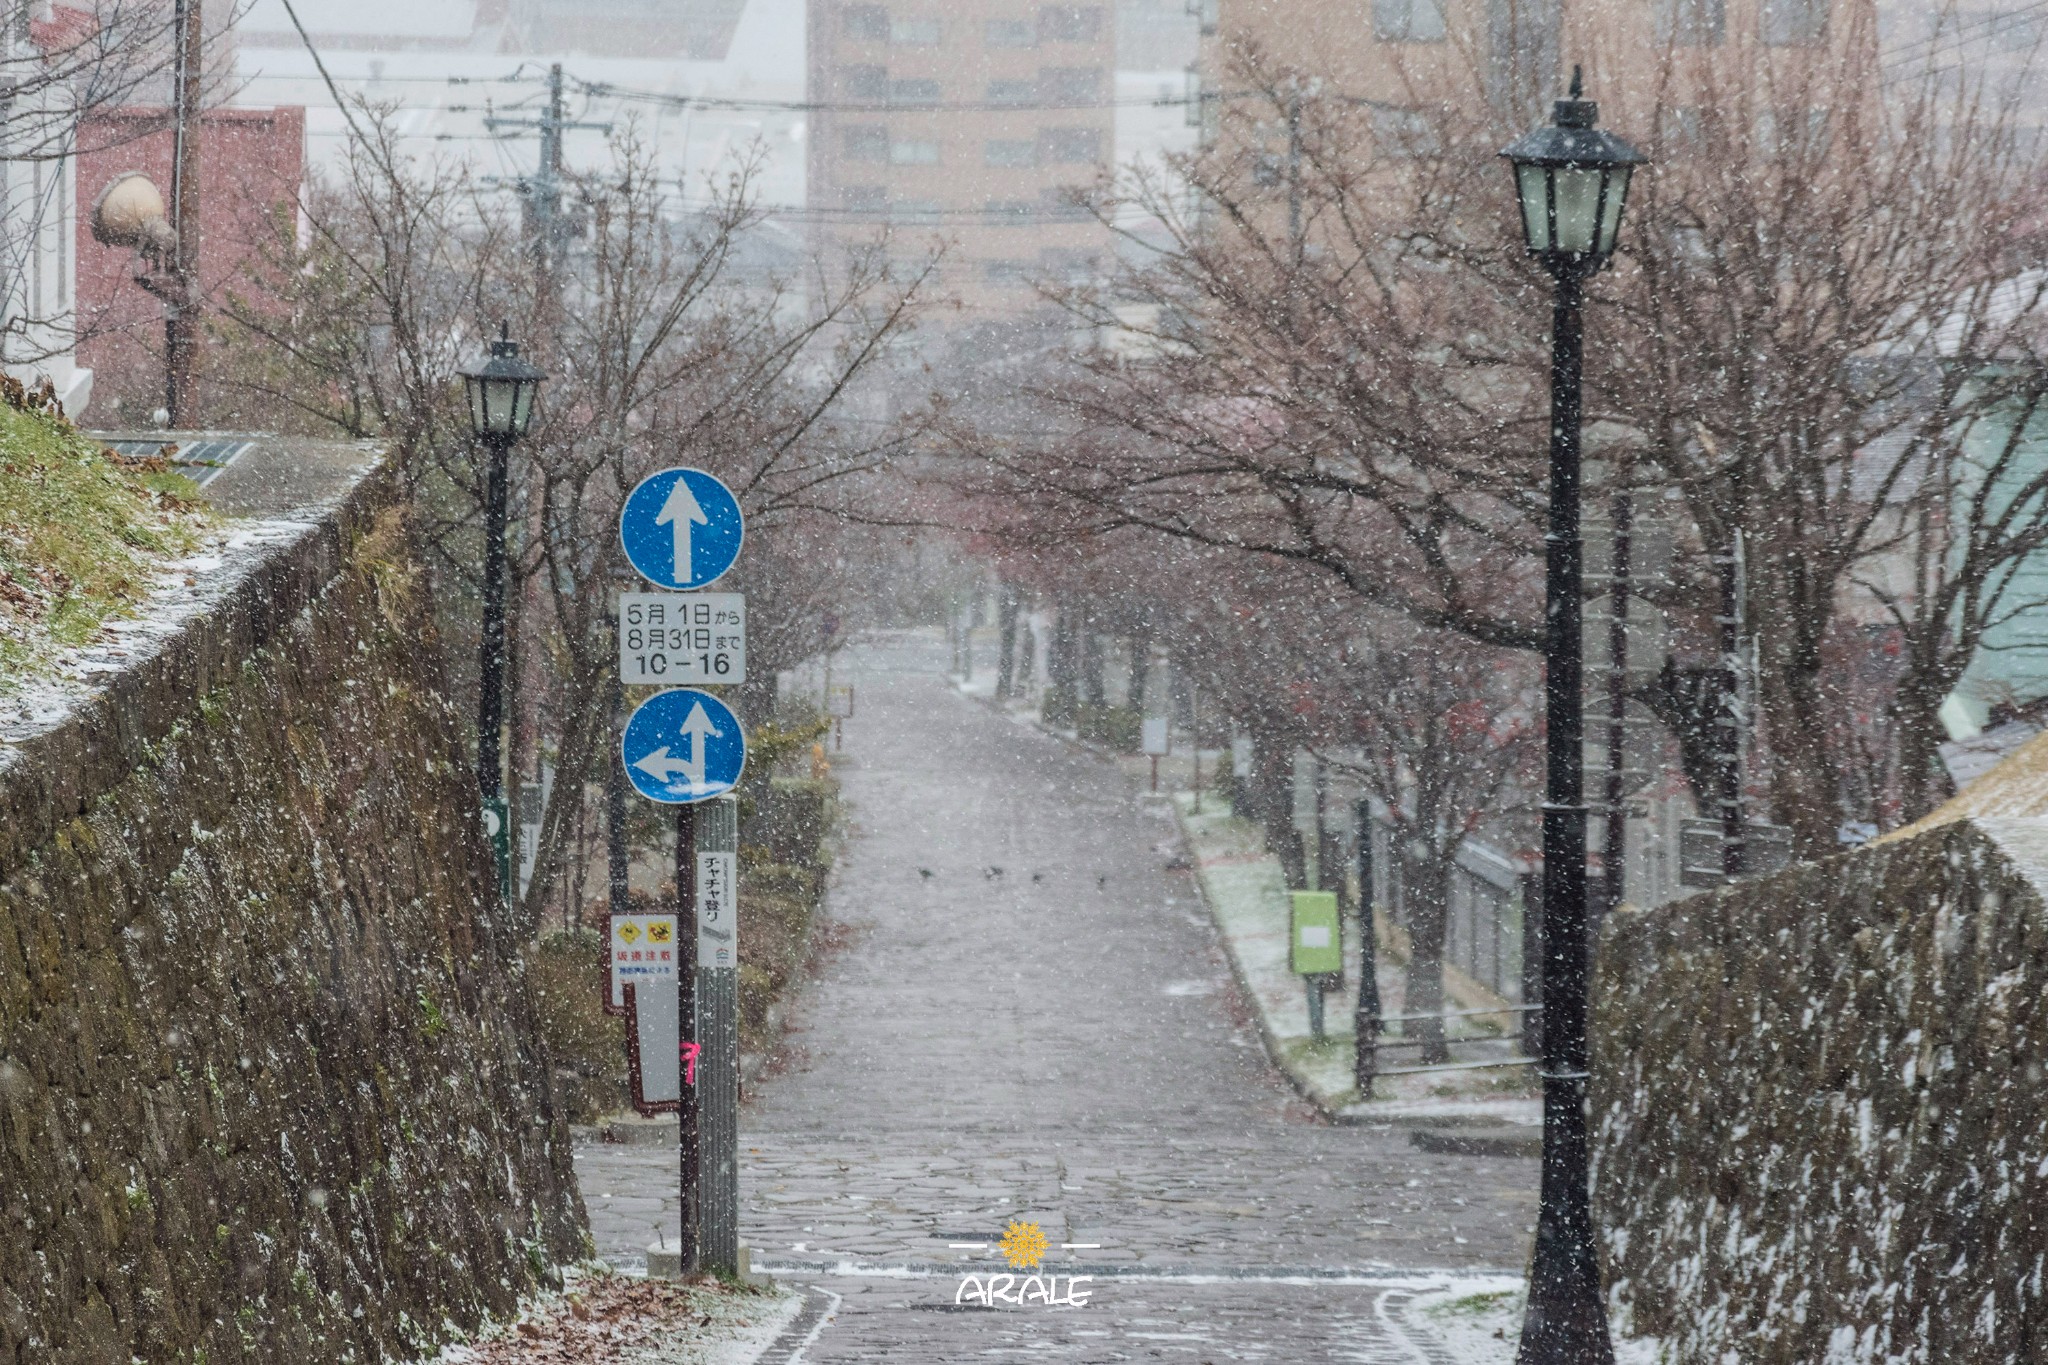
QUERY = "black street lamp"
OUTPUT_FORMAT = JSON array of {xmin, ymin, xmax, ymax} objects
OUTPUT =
[
  {"xmin": 460, "ymin": 321, "xmax": 546, "ymax": 900},
  {"xmin": 1500, "ymin": 67, "xmax": 1645, "ymax": 1365}
]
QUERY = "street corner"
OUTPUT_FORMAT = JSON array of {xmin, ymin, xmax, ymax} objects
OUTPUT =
[{"xmin": 435, "ymin": 1269, "xmax": 803, "ymax": 1365}]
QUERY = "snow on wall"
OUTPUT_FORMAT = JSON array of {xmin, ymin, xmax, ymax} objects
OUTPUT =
[
  {"xmin": 0, "ymin": 465, "xmax": 586, "ymax": 1362},
  {"xmin": 1594, "ymin": 815, "xmax": 2048, "ymax": 1364}
]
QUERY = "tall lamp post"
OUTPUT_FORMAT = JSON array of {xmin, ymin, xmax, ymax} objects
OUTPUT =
[
  {"xmin": 461, "ymin": 322, "xmax": 547, "ymax": 901},
  {"xmin": 1500, "ymin": 67, "xmax": 1645, "ymax": 1365}
]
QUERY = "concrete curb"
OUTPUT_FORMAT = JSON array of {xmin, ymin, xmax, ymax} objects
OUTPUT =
[{"xmin": 1409, "ymin": 1128, "xmax": 1544, "ymax": 1159}]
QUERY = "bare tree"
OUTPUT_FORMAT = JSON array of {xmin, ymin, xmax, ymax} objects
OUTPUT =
[{"xmin": 210, "ymin": 110, "xmax": 940, "ymax": 928}]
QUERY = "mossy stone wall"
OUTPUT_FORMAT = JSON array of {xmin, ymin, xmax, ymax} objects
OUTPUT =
[
  {"xmin": 1594, "ymin": 817, "xmax": 2048, "ymax": 1362},
  {"xmin": 0, "ymin": 471, "xmax": 586, "ymax": 1363}
]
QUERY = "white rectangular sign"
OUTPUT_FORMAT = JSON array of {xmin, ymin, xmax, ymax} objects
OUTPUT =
[
  {"xmin": 1142, "ymin": 716, "xmax": 1170, "ymax": 756},
  {"xmin": 620, "ymin": 592, "xmax": 746, "ymax": 685},
  {"xmin": 696, "ymin": 851, "xmax": 739, "ymax": 971},
  {"xmin": 611, "ymin": 913, "xmax": 680, "ymax": 984}
]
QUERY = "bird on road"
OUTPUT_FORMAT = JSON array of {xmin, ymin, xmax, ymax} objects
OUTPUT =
[
  {"xmin": 917, "ymin": 868, "xmax": 934, "ymax": 880},
  {"xmin": 985, "ymin": 866, "xmax": 1004, "ymax": 879}
]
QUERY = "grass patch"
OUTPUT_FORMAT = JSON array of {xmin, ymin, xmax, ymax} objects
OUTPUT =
[
  {"xmin": 0, "ymin": 384, "xmax": 209, "ymax": 684},
  {"xmin": 1432, "ymin": 1289, "xmax": 1519, "ymax": 1317}
]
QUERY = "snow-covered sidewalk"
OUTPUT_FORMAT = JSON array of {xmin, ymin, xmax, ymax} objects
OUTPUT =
[{"xmin": 1172, "ymin": 792, "xmax": 1542, "ymax": 1128}]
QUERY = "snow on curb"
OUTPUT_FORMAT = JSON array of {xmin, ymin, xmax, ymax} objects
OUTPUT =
[
  {"xmin": 1172, "ymin": 793, "xmax": 1541, "ymax": 1128},
  {"xmin": 1406, "ymin": 1282, "xmax": 1670, "ymax": 1363},
  {"xmin": 1173, "ymin": 792, "xmax": 1361, "ymax": 1117}
]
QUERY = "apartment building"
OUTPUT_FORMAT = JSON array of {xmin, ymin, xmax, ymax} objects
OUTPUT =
[
  {"xmin": 1191, "ymin": 0, "xmax": 2015, "ymax": 149},
  {"xmin": 806, "ymin": 0, "xmax": 1117, "ymax": 317}
]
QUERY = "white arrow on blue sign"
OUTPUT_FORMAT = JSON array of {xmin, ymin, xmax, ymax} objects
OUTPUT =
[
  {"xmin": 622, "ymin": 688, "xmax": 747, "ymax": 804},
  {"xmin": 619, "ymin": 467, "xmax": 745, "ymax": 590}
]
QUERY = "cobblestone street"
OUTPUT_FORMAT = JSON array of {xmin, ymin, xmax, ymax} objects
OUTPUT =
[{"xmin": 577, "ymin": 633, "xmax": 1539, "ymax": 1360}]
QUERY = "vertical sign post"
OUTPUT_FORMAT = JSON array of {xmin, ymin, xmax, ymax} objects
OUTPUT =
[
  {"xmin": 694, "ymin": 797, "xmax": 741, "ymax": 1272},
  {"xmin": 618, "ymin": 466, "xmax": 747, "ymax": 1280},
  {"xmin": 674, "ymin": 802, "xmax": 698, "ymax": 1270}
]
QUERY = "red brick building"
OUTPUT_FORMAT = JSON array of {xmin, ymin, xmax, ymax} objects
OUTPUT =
[{"xmin": 75, "ymin": 105, "xmax": 305, "ymax": 425}]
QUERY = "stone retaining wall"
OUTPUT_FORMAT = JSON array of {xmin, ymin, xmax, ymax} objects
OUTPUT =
[
  {"xmin": 0, "ymin": 463, "xmax": 586, "ymax": 1362},
  {"xmin": 1593, "ymin": 816, "xmax": 2048, "ymax": 1363}
]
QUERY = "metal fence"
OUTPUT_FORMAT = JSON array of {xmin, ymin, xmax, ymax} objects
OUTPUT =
[{"xmin": 1364, "ymin": 814, "xmax": 1529, "ymax": 1005}]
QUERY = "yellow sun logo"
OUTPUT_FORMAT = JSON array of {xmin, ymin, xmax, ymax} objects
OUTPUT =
[{"xmin": 998, "ymin": 1218, "xmax": 1049, "ymax": 1270}]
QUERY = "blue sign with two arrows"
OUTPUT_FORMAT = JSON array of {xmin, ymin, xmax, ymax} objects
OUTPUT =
[
  {"xmin": 622, "ymin": 688, "xmax": 746, "ymax": 804},
  {"xmin": 619, "ymin": 467, "xmax": 744, "ymax": 590}
]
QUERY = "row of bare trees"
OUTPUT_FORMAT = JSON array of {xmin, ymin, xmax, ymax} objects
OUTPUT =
[{"xmin": 964, "ymin": 16, "xmax": 2048, "ymax": 875}]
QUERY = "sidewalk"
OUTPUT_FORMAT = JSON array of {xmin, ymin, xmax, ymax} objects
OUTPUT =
[{"xmin": 1173, "ymin": 792, "xmax": 1541, "ymax": 1128}]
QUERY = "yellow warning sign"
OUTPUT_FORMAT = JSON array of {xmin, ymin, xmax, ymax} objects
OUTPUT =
[{"xmin": 609, "ymin": 913, "xmax": 680, "ymax": 983}]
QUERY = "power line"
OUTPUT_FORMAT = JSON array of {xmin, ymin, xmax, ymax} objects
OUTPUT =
[
  {"xmin": 1878, "ymin": 0, "xmax": 2048, "ymax": 72},
  {"xmin": 570, "ymin": 74, "xmax": 1200, "ymax": 116}
]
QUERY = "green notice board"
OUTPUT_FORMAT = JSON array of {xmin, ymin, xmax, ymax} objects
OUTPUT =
[{"xmin": 1290, "ymin": 891, "xmax": 1343, "ymax": 975}]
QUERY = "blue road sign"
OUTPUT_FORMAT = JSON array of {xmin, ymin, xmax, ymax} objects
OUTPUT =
[
  {"xmin": 619, "ymin": 467, "xmax": 744, "ymax": 590},
  {"xmin": 622, "ymin": 688, "xmax": 747, "ymax": 804}
]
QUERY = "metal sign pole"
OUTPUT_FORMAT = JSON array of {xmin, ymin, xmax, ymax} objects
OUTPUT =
[
  {"xmin": 694, "ymin": 797, "xmax": 742, "ymax": 1274},
  {"xmin": 675, "ymin": 803, "xmax": 699, "ymax": 1273}
]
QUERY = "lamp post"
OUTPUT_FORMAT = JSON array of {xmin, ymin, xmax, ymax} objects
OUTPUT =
[
  {"xmin": 460, "ymin": 322, "xmax": 546, "ymax": 902},
  {"xmin": 1500, "ymin": 67, "xmax": 1645, "ymax": 1365}
]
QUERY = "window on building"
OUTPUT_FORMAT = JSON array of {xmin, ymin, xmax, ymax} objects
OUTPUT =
[
  {"xmin": 1037, "ymin": 186, "xmax": 1091, "ymax": 220},
  {"xmin": 844, "ymin": 65, "xmax": 888, "ymax": 100},
  {"xmin": 985, "ymin": 198, "xmax": 1035, "ymax": 222},
  {"xmin": 985, "ymin": 259, "xmax": 1035, "ymax": 285},
  {"xmin": 985, "ymin": 139, "xmax": 1038, "ymax": 167},
  {"xmin": 1038, "ymin": 126, "xmax": 1103, "ymax": 164},
  {"xmin": 1187, "ymin": 0, "xmax": 1220, "ymax": 35},
  {"xmin": 1656, "ymin": 0, "xmax": 1726, "ymax": 44},
  {"xmin": 891, "ymin": 16, "xmax": 941, "ymax": 44},
  {"xmin": 1038, "ymin": 6, "xmax": 1104, "ymax": 42},
  {"xmin": 1373, "ymin": 0, "xmax": 1446, "ymax": 42},
  {"xmin": 842, "ymin": 184, "xmax": 888, "ymax": 212},
  {"xmin": 1039, "ymin": 66, "xmax": 1103, "ymax": 103},
  {"xmin": 1371, "ymin": 106, "xmax": 1441, "ymax": 157},
  {"xmin": 31, "ymin": 162, "xmax": 43, "ymax": 316},
  {"xmin": 1756, "ymin": 106, "xmax": 1830, "ymax": 156},
  {"xmin": 894, "ymin": 199, "xmax": 943, "ymax": 224},
  {"xmin": 986, "ymin": 19, "xmax": 1036, "ymax": 47},
  {"xmin": 890, "ymin": 78, "xmax": 941, "ymax": 105},
  {"xmin": 1658, "ymin": 105, "xmax": 1707, "ymax": 153},
  {"xmin": 988, "ymin": 78, "xmax": 1037, "ymax": 105},
  {"xmin": 843, "ymin": 124, "xmax": 889, "ymax": 161},
  {"xmin": 890, "ymin": 138, "xmax": 941, "ymax": 164},
  {"xmin": 1760, "ymin": 0, "xmax": 1826, "ymax": 44},
  {"xmin": 1040, "ymin": 247, "xmax": 1101, "ymax": 284},
  {"xmin": 843, "ymin": 4, "xmax": 888, "ymax": 40},
  {"xmin": 55, "ymin": 160, "xmax": 68, "ymax": 309}
]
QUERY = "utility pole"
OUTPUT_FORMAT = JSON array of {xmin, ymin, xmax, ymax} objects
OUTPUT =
[
  {"xmin": 1599, "ymin": 482, "xmax": 1632, "ymax": 919},
  {"xmin": 1715, "ymin": 532, "xmax": 1747, "ymax": 880},
  {"xmin": 483, "ymin": 64, "xmax": 610, "ymax": 288},
  {"xmin": 165, "ymin": 0, "xmax": 203, "ymax": 425},
  {"xmin": 1286, "ymin": 88, "xmax": 1303, "ymax": 263},
  {"xmin": 1353, "ymin": 799, "xmax": 1381, "ymax": 1098}
]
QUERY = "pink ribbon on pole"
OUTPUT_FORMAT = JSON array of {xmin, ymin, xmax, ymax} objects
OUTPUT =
[{"xmin": 680, "ymin": 1040, "xmax": 702, "ymax": 1086}]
